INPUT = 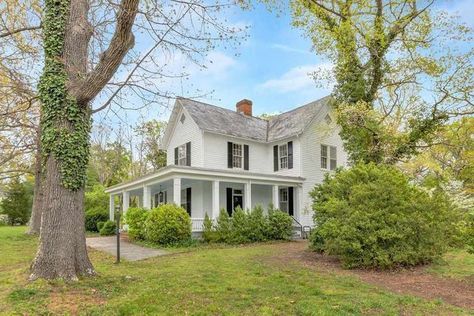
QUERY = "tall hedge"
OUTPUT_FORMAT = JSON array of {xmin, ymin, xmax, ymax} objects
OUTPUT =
[{"xmin": 310, "ymin": 163, "xmax": 459, "ymax": 269}]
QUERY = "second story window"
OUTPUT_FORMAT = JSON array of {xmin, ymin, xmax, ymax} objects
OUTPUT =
[
  {"xmin": 178, "ymin": 144, "xmax": 187, "ymax": 165},
  {"xmin": 321, "ymin": 144, "xmax": 337, "ymax": 170},
  {"xmin": 279, "ymin": 144, "xmax": 288, "ymax": 169},
  {"xmin": 232, "ymin": 143, "xmax": 242, "ymax": 168},
  {"xmin": 174, "ymin": 142, "xmax": 191, "ymax": 166}
]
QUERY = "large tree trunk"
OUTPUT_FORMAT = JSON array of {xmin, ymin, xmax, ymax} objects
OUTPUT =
[
  {"xmin": 30, "ymin": 0, "xmax": 95, "ymax": 280},
  {"xmin": 28, "ymin": 129, "xmax": 43, "ymax": 235},
  {"xmin": 30, "ymin": 0, "xmax": 138, "ymax": 280},
  {"xmin": 30, "ymin": 156, "xmax": 94, "ymax": 280}
]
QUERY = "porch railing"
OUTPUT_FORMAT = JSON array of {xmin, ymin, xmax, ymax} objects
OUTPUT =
[{"xmin": 191, "ymin": 218, "xmax": 205, "ymax": 232}]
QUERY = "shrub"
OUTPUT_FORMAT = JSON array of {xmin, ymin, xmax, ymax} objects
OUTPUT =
[
  {"xmin": 230, "ymin": 207, "xmax": 252, "ymax": 244},
  {"xmin": 124, "ymin": 207, "xmax": 149, "ymax": 240},
  {"xmin": 85, "ymin": 184, "xmax": 108, "ymax": 213},
  {"xmin": 310, "ymin": 163, "xmax": 459, "ymax": 269},
  {"xmin": 0, "ymin": 177, "xmax": 32, "ymax": 225},
  {"xmin": 84, "ymin": 185, "xmax": 109, "ymax": 232},
  {"xmin": 246, "ymin": 205, "xmax": 269, "ymax": 242},
  {"xmin": 99, "ymin": 220, "xmax": 116, "ymax": 236},
  {"xmin": 96, "ymin": 221, "xmax": 105, "ymax": 231},
  {"xmin": 144, "ymin": 204, "xmax": 191, "ymax": 245},
  {"xmin": 466, "ymin": 211, "xmax": 474, "ymax": 254},
  {"xmin": 215, "ymin": 209, "xmax": 232, "ymax": 243},
  {"xmin": 202, "ymin": 213, "xmax": 217, "ymax": 243},
  {"xmin": 267, "ymin": 210, "xmax": 293, "ymax": 240},
  {"xmin": 85, "ymin": 208, "xmax": 109, "ymax": 232}
]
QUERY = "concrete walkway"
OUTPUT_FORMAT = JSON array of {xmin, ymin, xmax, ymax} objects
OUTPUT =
[{"xmin": 86, "ymin": 236, "xmax": 168, "ymax": 261}]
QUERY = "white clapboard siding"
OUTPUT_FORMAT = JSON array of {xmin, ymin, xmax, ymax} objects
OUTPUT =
[{"xmin": 166, "ymin": 107, "xmax": 204, "ymax": 167}]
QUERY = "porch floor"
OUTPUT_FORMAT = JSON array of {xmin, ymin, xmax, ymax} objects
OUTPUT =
[{"xmin": 86, "ymin": 236, "xmax": 168, "ymax": 261}]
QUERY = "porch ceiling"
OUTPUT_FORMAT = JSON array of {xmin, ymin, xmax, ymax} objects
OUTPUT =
[{"xmin": 105, "ymin": 165, "xmax": 305, "ymax": 194}]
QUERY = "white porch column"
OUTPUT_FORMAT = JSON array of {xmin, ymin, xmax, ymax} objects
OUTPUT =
[
  {"xmin": 211, "ymin": 180, "xmax": 220, "ymax": 219},
  {"xmin": 173, "ymin": 177, "xmax": 181, "ymax": 205},
  {"xmin": 109, "ymin": 194, "xmax": 115, "ymax": 220},
  {"xmin": 143, "ymin": 185, "xmax": 151, "ymax": 209},
  {"xmin": 244, "ymin": 181, "xmax": 252, "ymax": 210},
  {"xmin": 294, "ymin": 185, "xmax": 302, "ymax": 220},
  {"xmin": 122, "ymin": 191, "xmax": 130, "ymax": 214},
  {"xmin": 272, "ymin": 185, "xmax": 279, "ymax": 210}
]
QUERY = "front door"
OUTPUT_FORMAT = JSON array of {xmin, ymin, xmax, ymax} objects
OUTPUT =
[{"xmin": 233, "ymin": 195, "xmax": 243, "ymax": 210}]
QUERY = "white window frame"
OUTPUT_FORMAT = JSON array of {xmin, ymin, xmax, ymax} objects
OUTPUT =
[
  {"xmin": 279, "ymin": 143, "xmax": 288, "ymax": 170},
  {"xmin": 178, "ymin": 143, "xmax": 187, "ymax": 166},
  {"xmin": 321, "ymin": 144, "xmax": 337, "ymax": 171},
  {"xmin": 232, "ymin": 143, "xmax": 243, "ymax": 169},
  {"xmin": 279, "ymin": 188, "xmax": 288, "ymax": 212}
]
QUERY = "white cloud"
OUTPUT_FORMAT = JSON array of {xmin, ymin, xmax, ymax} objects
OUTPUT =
[
  {"xmin": 258, "ymin": 63, "xmax": 334, "ymax": 93},
  {"xmin": 271, "ymin": 43, "xmax": 311, "ymax": 55},
  {"xmin": 204, "ymin": 51, "xmax": 238, "ymax": 77}
]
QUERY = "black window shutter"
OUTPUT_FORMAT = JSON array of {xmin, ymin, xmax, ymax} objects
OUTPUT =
[
  {"xmin": 186, "ymin": 142, "xmax": 191, "ymax": 166},
  {"xmin": 244, "ymin": 145, "xmax": 249, "ymax": 170},
  {"xmin": 186, "ymin": 187, "xmax": 192, "ymax": 215},
  {"xmin": 227, "ymin": 142, "xmax": 233, "ymax": 168},
  {"xmin": 226, "ymin": 188, "xmax": 233, "ymax": 216},
  {"xmin": 174, "ymin": 147, "xmax": 178, "ymax": 165},
  {"xmin": 273, "ymin": 145, "xmax": 279, "ymax": 171},
  {"xmin": 288, "ymin": 187, "xmax": 294, "ymax": 216},
  {"xmin": 288, "ymin": 141, "xmax": 293, "ymax": 169}
]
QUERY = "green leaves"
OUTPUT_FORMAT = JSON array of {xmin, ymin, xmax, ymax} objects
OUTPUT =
[
  {"xmin": 310, "ymin": 163, "xmax": 460, "ymax": 269},
  {"xmin": 38, "ymin": 0, "xmax": 91, "ymax": 191}
]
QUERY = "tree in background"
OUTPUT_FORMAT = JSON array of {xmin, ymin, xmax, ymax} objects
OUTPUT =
[
  {"xmin": 0, "ymin": 177, "xmax": 32, "ymax": 225},
  {"xmin": 134, "ymin": 119, "xmax": 167, "ymax": 172},
  {"xmin": 404, "ymin": 117, "xmax": 473, "ymax": 192},
  {"xmin": 88, "ymin": 142, "xmax": 131, "ymax": 187},
  {"xmin": 290, "ymin": 0, "xmax": 473, "ymax": 163}
]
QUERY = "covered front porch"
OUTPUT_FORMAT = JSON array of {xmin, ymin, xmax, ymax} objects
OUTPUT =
[{"xmin": 106, "ymin": 166, "xmax": 304, "ymax": 232}]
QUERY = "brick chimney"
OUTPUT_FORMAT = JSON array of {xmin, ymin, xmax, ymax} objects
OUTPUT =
[{"xmin": 236, "ymin": 99, "xmax": 253, "ymax": 116}]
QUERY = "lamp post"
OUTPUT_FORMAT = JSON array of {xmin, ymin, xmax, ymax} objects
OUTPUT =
[{"xmin": 115, "ymin": 204, "xmax": 121, "ymax": 264}]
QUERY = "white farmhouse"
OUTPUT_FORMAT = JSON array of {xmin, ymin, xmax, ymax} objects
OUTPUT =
[{"xmin": 105, "ymin": 96, "xmax": 348, "ymax": 234}]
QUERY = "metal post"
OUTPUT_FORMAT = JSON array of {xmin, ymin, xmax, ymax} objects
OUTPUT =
[{"xmin": 115, "ymin": 204, "xmax": 121, "ymax": 264}]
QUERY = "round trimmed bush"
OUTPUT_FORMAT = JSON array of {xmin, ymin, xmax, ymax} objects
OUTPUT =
[
  {"xmin": 267, "ymin": 210, "xmax": 293, "ymax": 240},
  {"xmin": 144, "ymin": 204, "xmax": 191, "ymax": 245},
  {"xmin": 124, "ymin": 207, "xmax": 149, "ymax": 240},
  {"xmin": 310, "ymin": 163, "xmax": 458, "ymax": 269}
]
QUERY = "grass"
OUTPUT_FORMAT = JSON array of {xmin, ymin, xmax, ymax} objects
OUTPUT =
[
  {"xmin": 428, "ymin": 249, "xmax": 474, "ymax": 283},
  {"xmin": 0, "ymin": 226, "xmax": 472, "ymax": 315}
]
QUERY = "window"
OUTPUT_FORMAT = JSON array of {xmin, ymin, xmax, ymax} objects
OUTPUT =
[
  {"xmin": 232, "ymin": 143, "xmax": 242, "ymax": 168},
  {"xmin": 324, "ymin": 114, "xmax": 332, "ymax": 124},
  {"xmin": 279, "ymin": 144, "xmax": 288, "ymax": 169},
  {"xmin": 330, "ymin": 146, "xmax": 337, "ymax": 170},
  {"xmin": 180, "ymin": 114, "xmax": 186, "ymax": 123},
  {"xmin": 279, "ymin": 188, "xmax": 288, "ymax": 212},
  {"xmin": 321, "ymin": 144, "xmax": 337, "ymax": 170},
  {"xmin": 181, "ymin": 188, "xmax": 191, "ymax": 215},
  {"xmin": 178, "ymin": 143, "xmax": 187, "ymax": 166}
]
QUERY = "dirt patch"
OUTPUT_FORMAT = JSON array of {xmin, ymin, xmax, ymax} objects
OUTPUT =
[
  {"xmin": 48, "ymin": 288, "xmax": 106, "ymax": 315},
  {"xmin": 261, "ymin": 241, "xmax": 474, "ymax": 310}
]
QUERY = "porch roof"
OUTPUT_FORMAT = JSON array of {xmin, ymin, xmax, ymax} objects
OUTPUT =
[{"xmin": 105, "ymin": 165, "xmax": 305, "ymax": 194}]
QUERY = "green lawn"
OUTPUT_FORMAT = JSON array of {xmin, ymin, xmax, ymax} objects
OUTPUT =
[
  {"xmin": 427, "ymin": 249, "xmax": 474, "ymax": 282},
  {"xmin": 0, "ymin": 226, "xmax": 472, "ymax": 315}
]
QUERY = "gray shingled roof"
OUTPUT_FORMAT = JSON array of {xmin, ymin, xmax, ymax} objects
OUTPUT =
[
  {"xmin": 267, "ymin": 96, "xmax": 331, "ymax": 141},
  {"xmin": 177, "ymin": 96, "xmax": 331, "ymax": 143}
]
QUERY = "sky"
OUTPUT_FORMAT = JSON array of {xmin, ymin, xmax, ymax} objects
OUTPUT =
[{"xmin": 95, "ymin": 0, "xmax": 474, "ymax": 130}]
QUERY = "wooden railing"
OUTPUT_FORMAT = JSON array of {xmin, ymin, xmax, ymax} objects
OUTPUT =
[{"xmin": 191, "ymin": 218, "xmax": 205, "ymax": 232}]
